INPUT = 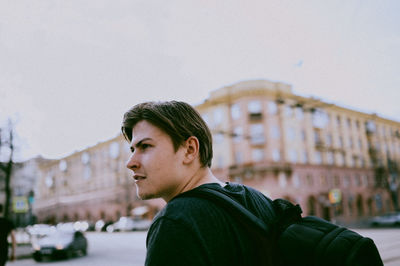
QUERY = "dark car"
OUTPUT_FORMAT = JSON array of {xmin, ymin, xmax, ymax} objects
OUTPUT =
[
  {"xmin": 370, "ymin": 212, "xmax": 400, "ymax": 227},
  {"xmin": 32, "ymin": 230, "xmax": 88, "ymax": 261}
]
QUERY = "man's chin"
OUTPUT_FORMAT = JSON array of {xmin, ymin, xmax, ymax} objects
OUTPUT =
[{"xmin": 136, "ymin": 187, "xmax": 155, "ymax": 200}]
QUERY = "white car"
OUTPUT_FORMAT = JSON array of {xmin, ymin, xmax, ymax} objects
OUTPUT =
[
  {"xmin": 370, "ymin": 212, "xmax": 400, "ymax": 227},
  {"xmin": 107, "ymin": 217, "xmax": 152, "ymax": 232}
]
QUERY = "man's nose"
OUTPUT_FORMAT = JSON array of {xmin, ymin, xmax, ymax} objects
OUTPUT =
[{"xmin": 126, "ymin": 153, "xmax": 140, "ymax": 170}]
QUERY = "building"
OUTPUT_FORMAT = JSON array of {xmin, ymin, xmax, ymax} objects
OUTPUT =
[
  {"xmin": 33, "ymin": 79, "xmax": 400, "ymax": 225},
  {"xmin": 0, "ymin": 157, "xmax": 46, "ymax": 227},
  {"xmin": 196, "ymin": 80, "xmax": 400, "ymax": 223},
  {"xmin": 33, "ymin": 135, "xmax": 163, "ymax": 224}
]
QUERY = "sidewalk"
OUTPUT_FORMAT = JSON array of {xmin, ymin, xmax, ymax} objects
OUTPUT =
[{"xmin": 10, "ymin": 244, "xmax": 32, "ymax": 260}]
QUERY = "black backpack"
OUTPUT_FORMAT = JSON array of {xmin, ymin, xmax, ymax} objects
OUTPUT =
[{"xmin": 183, "ymin": 186, "xmax": 383, "ymax": 266}]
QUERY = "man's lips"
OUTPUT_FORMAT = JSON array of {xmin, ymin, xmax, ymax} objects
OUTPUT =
[{"xmin": 133, "ymin": 175, "xmax": 146, "ymax": 181}]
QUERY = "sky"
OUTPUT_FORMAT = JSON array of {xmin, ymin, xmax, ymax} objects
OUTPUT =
[{"xmin": 0, "ymin": 0, "xmax": 399, "ymax": 161}]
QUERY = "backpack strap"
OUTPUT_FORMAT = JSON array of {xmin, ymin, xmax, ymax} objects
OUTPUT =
[
  {"xmin": 180, "ymin": 186, "xmax": 271, "ymax": 234},
  {"xmin": 272, "ymin": 199, "xmax": 303, "ymax": 234}
]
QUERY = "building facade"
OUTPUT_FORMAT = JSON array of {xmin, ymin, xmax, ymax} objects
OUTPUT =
[
  {"xmin": 197, "ymin": 80, "xmax": 400, "ymax": 223},
  {"xmin": 33, "ymin": 80, "xmax": 400, "ymax": 225},
  {"xmin": 33, "ymin": 135, "xmax": 163, "ymax": 224}
]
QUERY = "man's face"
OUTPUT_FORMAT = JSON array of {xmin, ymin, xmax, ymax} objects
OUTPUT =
[{"xmin": 126, "ymin": 120, "xmax": 186, "ymax": 201}]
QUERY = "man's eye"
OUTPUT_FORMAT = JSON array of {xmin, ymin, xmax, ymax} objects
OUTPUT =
[{"xmin": 141, "ymin": 144, "xmax": 150, "ymax": 149}]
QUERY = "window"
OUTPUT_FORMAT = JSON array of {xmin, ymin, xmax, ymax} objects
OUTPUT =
[
  {"xmin": 83, "ymin": 166, "xmax": 91, "ymax": 180},
  {"xmin": 81, "ymin": 152, "xmax": 90, "ymax": 165},
  {"xmin": 231, "ymin": 104, "xmax": 241, "ymax": 120},
  {"xmin": 250, "ymin": 124, "xmax": 265, "ymax": 144},
  {"xmin": 109, "ymin": 142, "xmax": 120, "ymax": 159},
  {"xmin": 302, "ymin": 150, "xmax": 308, "ymax": 163},
  {"xmin": 289, "ymin": 149, "xmax": 297, "ymax": 163},
  {"xmin": 292, "ymin": 173, "xmax": 301, "ymax": 188},
  {"xmin": 314, "ymin": 130, "xmax": 322, "ymax": 145},
  {"xmin": 272, "ymin": 149, "xmax": 280, "ymax": 162},
  {"xmin": 267, "ymin": 101, "xmax": 277, "ymax": 114},
  {"xmin": 365, "ymin": 120, "xmax": 376, "ymax": 133},
  {"xmin": 213, "ymin": 108, "xmax": 223, "ymax": 126},
  {"xmin": 301, "ymin": 130, "xmax": 306, "ymax": 141},
  {"xmin": 248, "ymin": 101, "xmax": 263, "ymax": 121},
  {"xmin": 343, "ymin": 175, "xmax": 350, "ymax": 187},
  {"xmin": 326, "ymin": 134, "xmax": 332, "ymax": 146},
  {"xmin": 59, "ymin": 160, "xmax": 68, "ymax": 172},
  {"xmin": 279, "ymin": 173, "xmax": 287, "ymax": 188},
  {"xmin": 354, "ymin": 174, "xmax": 361, "ymax": 187},
  {"xmin": 216, "ymin": 156, "xmax": 224, "ymax": 169},
  {"xmin": 45, "ymin": 174, "xmax": 54, "ymax": 188},
  {"xmin": 338, "ymin": 136, "xmax": 344, "ymax": 148},
  {"xmin": 213, "ymin": 132, "xmax": 224, "ymax": 144},
  {"xmin": 361, "ymin": 157, "xmax": 366, "ymax": 167},
  {"xmin": 284, "ymin": 105, "xmax": 293, "ymax": 117},
  {"xmin": 306, "ymin": 174, "xmax": 314, "ymax": 186},
  {"xmin": 235, "ymin": 151, "xmax": 243, "ymax": 164},
  {"xmin": 336, "ymin": 116, "xmax": 341, "ymax": 127},
  {"xmin": 347, "ymin": 118, "xmax": 352, "ymax": 129},
  {"xmin": 338, "ymin": 152, "xmax": 345, "ymax": 166},
  {"xmin": 334, "ymin": 175, "xmax": 340, "ymax": 187},
  {"xmin": 295, "ymin": 108, "xmax": 304, "ymax": 120},
  {"xmin": 315, "ymin": 151, "xmax": 322, "ymax": 164},
  {"xmin": 327, "ymin": 151, "xmax": 334, "ymax": 165},
  {"xmin": 362, "ymin": 175, "xmax": 369, "ymax": 187},
  {"xmin": 248, "ymin": 100, "xmax": 262, "ymax": 113},
  {"xmin": 287, "ymin": 126, "xmax": 296, "ymax": 141},
  {"xmin": 271, "ymin": 125, "xmax": 280, "ymax": 139},
  {"xmin": 320, "ymin": 175, "xmax": 327, "ymax": 186},
  {"xmin": 252, "ymin": 148, "xmax": 265, "ymax": 162},
  {"xmin": 233, "ymin": 127, "xmax": 243, "ymax": 143},
  {"xmin": 312, "ymin": 109, "xmax": 329, "ymax": 128}
]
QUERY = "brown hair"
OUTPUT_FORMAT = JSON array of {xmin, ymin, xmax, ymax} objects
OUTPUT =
[{"xmin": 121, "ymin": 101, "xmax": 213, "ymax": 167}]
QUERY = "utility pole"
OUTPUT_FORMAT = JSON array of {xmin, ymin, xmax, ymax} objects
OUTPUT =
[{"xmin": 0, "ymin": 120, "xmax": 15, "ymax": 219}]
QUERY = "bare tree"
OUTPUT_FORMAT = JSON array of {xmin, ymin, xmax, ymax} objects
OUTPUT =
[{"xmin": 0, "ymin": 119, "xmax": 15, "ymax": 218}]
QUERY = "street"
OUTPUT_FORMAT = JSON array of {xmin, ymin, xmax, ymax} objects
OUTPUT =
[
  {"xmin": 9, "ymin": 231, "xmax": 147, "ymax": 266},
  {"xmin": 8, "ymin": 228, "xmax": 400, "ymax": 266}
]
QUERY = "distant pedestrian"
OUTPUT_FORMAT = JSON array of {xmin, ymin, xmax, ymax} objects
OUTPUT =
[{"xmin": 0, "ymin": 204, "xmax": 16, "ymax": 266}]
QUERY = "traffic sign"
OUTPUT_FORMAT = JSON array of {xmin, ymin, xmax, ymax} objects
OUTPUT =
[{"xmin": 13, "ymin": 196, "xmax": 29, "ymax": 213}]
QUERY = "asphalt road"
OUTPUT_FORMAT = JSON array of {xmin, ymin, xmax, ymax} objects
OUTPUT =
[
  {"xmin": 8, "ymin": 228, "xmax": 400, "ymax": 266},
  {"xmin": 9, "ymin": 231, "xmax": 147, "ymax": 266}
]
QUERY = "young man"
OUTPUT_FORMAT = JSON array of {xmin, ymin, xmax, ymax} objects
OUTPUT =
[
  {"xmin": 122, "ymin": 101, "xmax": 277, "ymax": 266},
  {"xmin": 0, "ymin": 204, "xmax": 16, "ymax": 266}
]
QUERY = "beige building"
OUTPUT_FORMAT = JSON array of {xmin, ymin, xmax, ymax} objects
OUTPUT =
[
  {"xmin": 34, "ymin": 79, "xmax": 400, "ymax": 225},
  {"xmin": 197, "ymin": 80, "xmax": 400, "ymax": 223},
  {"xmin": 33, "ymin": 135, "xmax": 163, "ymax": 224}
]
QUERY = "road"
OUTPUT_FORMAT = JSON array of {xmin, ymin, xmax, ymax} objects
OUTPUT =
[
  {"xmin": 9, "ymin": 231, "xmax": 147, "ymax": 266},
  {"xmin": 355, "ymin": 228, "xmax": 400, "ymax": 266},
  {"xmin": 9, "ymin": 228, "xmax": 400, "ymax": 266}
]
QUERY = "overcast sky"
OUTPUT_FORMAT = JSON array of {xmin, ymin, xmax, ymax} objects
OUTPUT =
[{"xmin": 1, "ymin": 0, "xmax": 399, "ymax": 161}]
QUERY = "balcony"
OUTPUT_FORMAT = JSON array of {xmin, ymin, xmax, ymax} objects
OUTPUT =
[{"xmin": 249, "ymin": 112, "xmax": 263, "ymax": 121}]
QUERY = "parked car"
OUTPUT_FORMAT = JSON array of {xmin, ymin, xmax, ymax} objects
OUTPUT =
[
  {"xmin": 106, "ymin": 217, "xmax": 152, "ymax": 233},
  {"xmin": 107, "ymin": 217, "xmax": 135, "ymax": 232},
  {"xmin": 27, "ymin": 224, "xmax": 56, "ymax": 238},
  {"xmin": 370, "ymin": 212, "xmax": 400, "ymax": 227},
  {"xmin": 95, "ymin": 219, "xmax": 114, "ymax": 232},
  {"xmin": 32, "ymin": 229, "xmax": 88, "ymax": 261}
]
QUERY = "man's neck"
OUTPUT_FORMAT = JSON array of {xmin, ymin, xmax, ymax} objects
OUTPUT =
[{"xmin": 164, "ymin": 167, "xmax": 223, "ymax": 202}]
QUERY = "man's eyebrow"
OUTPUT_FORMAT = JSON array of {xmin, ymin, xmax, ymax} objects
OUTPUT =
[{"xmin": 130, "ymin": 137, "xmax": 153, "ymax": 151}]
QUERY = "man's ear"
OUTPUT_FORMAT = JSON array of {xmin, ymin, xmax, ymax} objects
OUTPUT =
[{"xmin": 183, "ymin": 136, "xmax": 200, "ymax": 164}]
